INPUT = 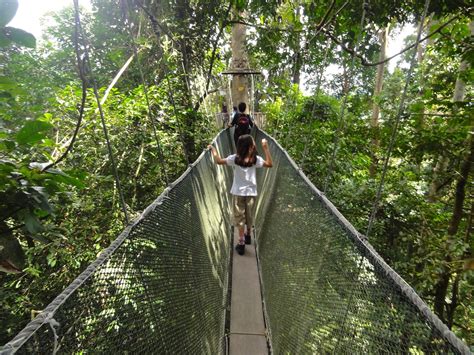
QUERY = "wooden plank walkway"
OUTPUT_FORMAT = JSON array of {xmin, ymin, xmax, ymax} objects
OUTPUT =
[{"xmin": 229, "ymin": 228, "xmax": 268, "ymax": 355}]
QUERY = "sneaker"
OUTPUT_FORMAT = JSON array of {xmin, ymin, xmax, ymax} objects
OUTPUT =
[
  {"xmin": 235, "ymin": 243, "xmax": 245, "ymax": 255},
  {"xmin": 245, "ymin": 233, "xmax": 251, "ymax": 245}
]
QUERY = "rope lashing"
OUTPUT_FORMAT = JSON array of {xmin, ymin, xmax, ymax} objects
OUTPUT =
[{"xmin": 44, "ymin": 313, "xmax": 59, "ymax": 355}]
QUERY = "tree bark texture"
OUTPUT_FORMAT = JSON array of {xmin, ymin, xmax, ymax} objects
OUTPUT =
[
  {"xmin": 292, "ymin": 6, "xmax": 302, "ymax": 86},
  {"xmin": 432, "ymin": 20, "xmax": 472, "ymax": 319},
  {"xmin": 433, "ymin": 132, "xmax": 474, "ymax": 324},
  {"xmin": 414, "ymin": 18, "xmax": 434, "ymax": 131},
  {"xmin": 453, "ymin": 21, "xmax": 473, "ymax": 102},
  {"xmin": 369, "ymin": 27, "xmax": 388, "ymax": 177},
  {"xmin": 230, "ymin": 11, "xmax": 249, "ymax": 110},
  {"xmin": 427, "ymin": 155, "xmax": 450, "ymax": 202}
]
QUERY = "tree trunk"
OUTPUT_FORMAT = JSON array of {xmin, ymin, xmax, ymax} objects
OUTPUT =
[
  {"xmin": 230, "ymin": 10, "xmax": 249, "ymax": 110},
  {"xmin": 426, "ymin": 21, "xmax": 472, "ymax": 200},
  {"xmin": 292, "ymin": 51, "xmax": 302, "ymax": 86},
  {"xmin": 446, "ymin": 269, "xmax": 461, "ymax": 329},
  {"xmin": 453, "ymin": 60, "xmax": 469, "ymax": 102},
  {"xmin": 432, "ymin": 23, "xmax": 473, "ymax": 321},
  {"xmin": 292, "ymin": 6, "xmax": 302, "ymax": 86},
  {"xmin": 175, "ymin": 0, "xmax": 197, "ymax": 162},
  {"xmin": 427, "ymin": 155, "xmax": 450, "ymax": 202},
  {"xmin": 414, "ymin": 18, "xmax": 432, "ymax": 130},
  {"xmin": 433, "ymin": 132, "xmax": 474, "ymax": 324},
  {"xmin": 416, "ymin": 16, "xmax": 433, "ymax": 63},
  {"xmin": 453, "ymin": 21, "xmax": 473, "ymax": 103},
  {"xmin": 369, "ymin": 26, "xmax": 388, "ymax": 177},
  {"xmin": 448, "ymin": 134, "xmax": 473, "ymax": 236},
  {"xmin": 433, "ymin": 266, "xmax": 451, "ymax": 324},
  {"xmin": 341, "ymin": 61, "xmax": 350, "ymax": 95}
]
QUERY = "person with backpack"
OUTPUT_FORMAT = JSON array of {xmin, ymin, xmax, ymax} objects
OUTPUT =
[
  {"xmin": 221, "ymin": 105, "xmax": 230, "ymax": 129},
  {"xmin": 208, "ymin": 134, "xmax": 273, "ymax": 255},
  {"xmin": 229, "ymin": 102, "xmax": 254, "ymax": 148}
]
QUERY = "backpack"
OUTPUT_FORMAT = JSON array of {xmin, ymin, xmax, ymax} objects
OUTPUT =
[{"xmin": 236, "ymin": 113, "xmax": 250, "ymax": 134}]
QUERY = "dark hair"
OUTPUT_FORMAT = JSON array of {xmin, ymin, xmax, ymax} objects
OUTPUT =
[
  {"xmin": 238, "ymin": 102, "xmax": 246, "ymax": 113},
  {"xmin": 235, "ymin": 135, "xmax": 257, "ymax": 167}
]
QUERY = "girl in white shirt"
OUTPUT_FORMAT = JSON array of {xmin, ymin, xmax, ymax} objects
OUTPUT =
[{"xmin": 209, "ymin": 135, "xmax": 273, "ymax": 255}]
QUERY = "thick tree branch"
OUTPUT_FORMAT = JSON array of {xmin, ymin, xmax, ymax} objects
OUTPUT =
[
  {"xmin": 194, "ymin": 4, "xmax": 232, "ymax": 112},
  {"xmin": 322, "ymin": 11, "xmax": 468, "ymax": 67},
  {"xmin": 410, "ymin": 112, "xmax": 469, "ymax": 117},
  {"xmin": 137, "ymin": 1, "xmax": 178, "ymax": 45},
  {"xmin": 436, "ymin": 176, "xmax": 454, "ymax": 193},
  {"xmin": 448, "ymin": 133, "xmax": 473, "ymax": 235},
  {"xmin": 41, "ymin": 4, "xmax": 87, "ymax": 172},
  {"xmin": 306, "ymin": 1, "xmax": 349, "ymax": 44},
  {"xmin": 316, "ymin": 0, "xmax": 337, "ymax": 31},
  {"xmin": 304, "ymin": 1, "xmax": 349, "ymax": 56},
  {"xmin": 194, "ymin": 89, "xmax": 219, "ymax": 113},
  {"xmin": 204, "ymin": 3, "xmax": 232, "ymax": 94},
  {"xmin": 228, "ymin": 19, "xmax": 287, "ymax": 32},
  {"xmin": 229, "ymin": 2, "xmax": 467, "ymax": 73}
]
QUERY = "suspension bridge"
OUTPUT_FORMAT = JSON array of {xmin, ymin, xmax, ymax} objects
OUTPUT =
[
  {"xmin": 1, "ymin": 128, "xmax": 470, "ymax": 354},
  {"xmin": 1, "ymin": 0, "xmax": 471, "ymax": 352}
]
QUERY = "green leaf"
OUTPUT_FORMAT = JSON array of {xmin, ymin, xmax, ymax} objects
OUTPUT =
[
  {"xmin": 0, "ymin": 0, "xmax": 18, "ymax": 27},
  {"xmin": 41, "ymin": 138, "xmax": 55, "ymax": 147},
  {"xmin": 0, "ymin": 75, "xmax": 25, "ymax": 96},
  {"xmin": 232, "ymin": 0, "xmax": 246, "ymax": 11},
  {"xmin": 30, "ymin": 186, "xmax": 53, "ymax": 213},
  {"xmin": 24, "ymin": 212, "xmax": 44, "ymax": 234},
  {"xmin": 0, "ymin": 139, "xmax": 15, "ymax": 151},
  {"xmin": 3, "ymin": 26, "xmax": 36, "ymax": 48},
  {"xmin": 46, "ymin": 252, "xmax": 57, "ymax": 267},
  {"xmin": 0, "ymin": 75, "xmax": 17, "ymax": 90},
  {"xmin": 24, "ymin": 266, "xmax": 41, "ymax": 277},
  {"xmin": 41, "ymin": 113, "xmax": 53, "ymax": 123},
  {"xmin": 50, "ymin": 172, "xmax": 85, "ymax": 189},
  {"xmin": 16, "ymin": 120, "xmax": 53, "ymax": 145},
  {"xmin": 0, "ymin": 159, "xmax": 15, "ymax": 174}
]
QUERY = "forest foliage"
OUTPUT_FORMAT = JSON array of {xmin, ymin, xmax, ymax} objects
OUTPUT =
[{"xmin": 0, "ymin": 0, "xmax": 472, "ymax": 348}]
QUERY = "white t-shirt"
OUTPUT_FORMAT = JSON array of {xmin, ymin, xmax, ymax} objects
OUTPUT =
[{"xmin": 226, "ymin": 154, "xmax": 265, "ymax": 196}]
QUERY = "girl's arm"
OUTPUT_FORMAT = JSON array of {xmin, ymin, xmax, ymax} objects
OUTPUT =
[
  {"xmin": 208, "ymin": 145, "xmax": 227, "ymax": 165},
  {"xmin": 261, "ymin": 139, "xmax": 273, "ymax": 168}
]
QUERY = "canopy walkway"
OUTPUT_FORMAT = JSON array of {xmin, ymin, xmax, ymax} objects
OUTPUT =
[{"xmin": 1, "ymin": 129, "xmax": 469, "ymax": 354}]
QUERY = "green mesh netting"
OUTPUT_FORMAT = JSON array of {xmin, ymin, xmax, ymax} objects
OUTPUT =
[
  {"xmin": 1, "ymin": 131, "xmax": 235, "ymax": 354},
  {"xmin": 1, "ymin": 129, "xmax": 469, "ymax": 354},
  {"xmin": 253, "ymin": 130, "xmax": 469, "ymax": 355}
]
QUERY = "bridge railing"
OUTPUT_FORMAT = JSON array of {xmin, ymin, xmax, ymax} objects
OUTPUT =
[
  {"xmin": 253, "ymin": 129, "xmax": 470, "ymax": 355},
  {"xmin": 1, "ymin": 130, "xmax": 236, "ymax": 355},
  {"xmin": 1, "ymin": 129, "xmax": 469, "ymax": 355}
]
